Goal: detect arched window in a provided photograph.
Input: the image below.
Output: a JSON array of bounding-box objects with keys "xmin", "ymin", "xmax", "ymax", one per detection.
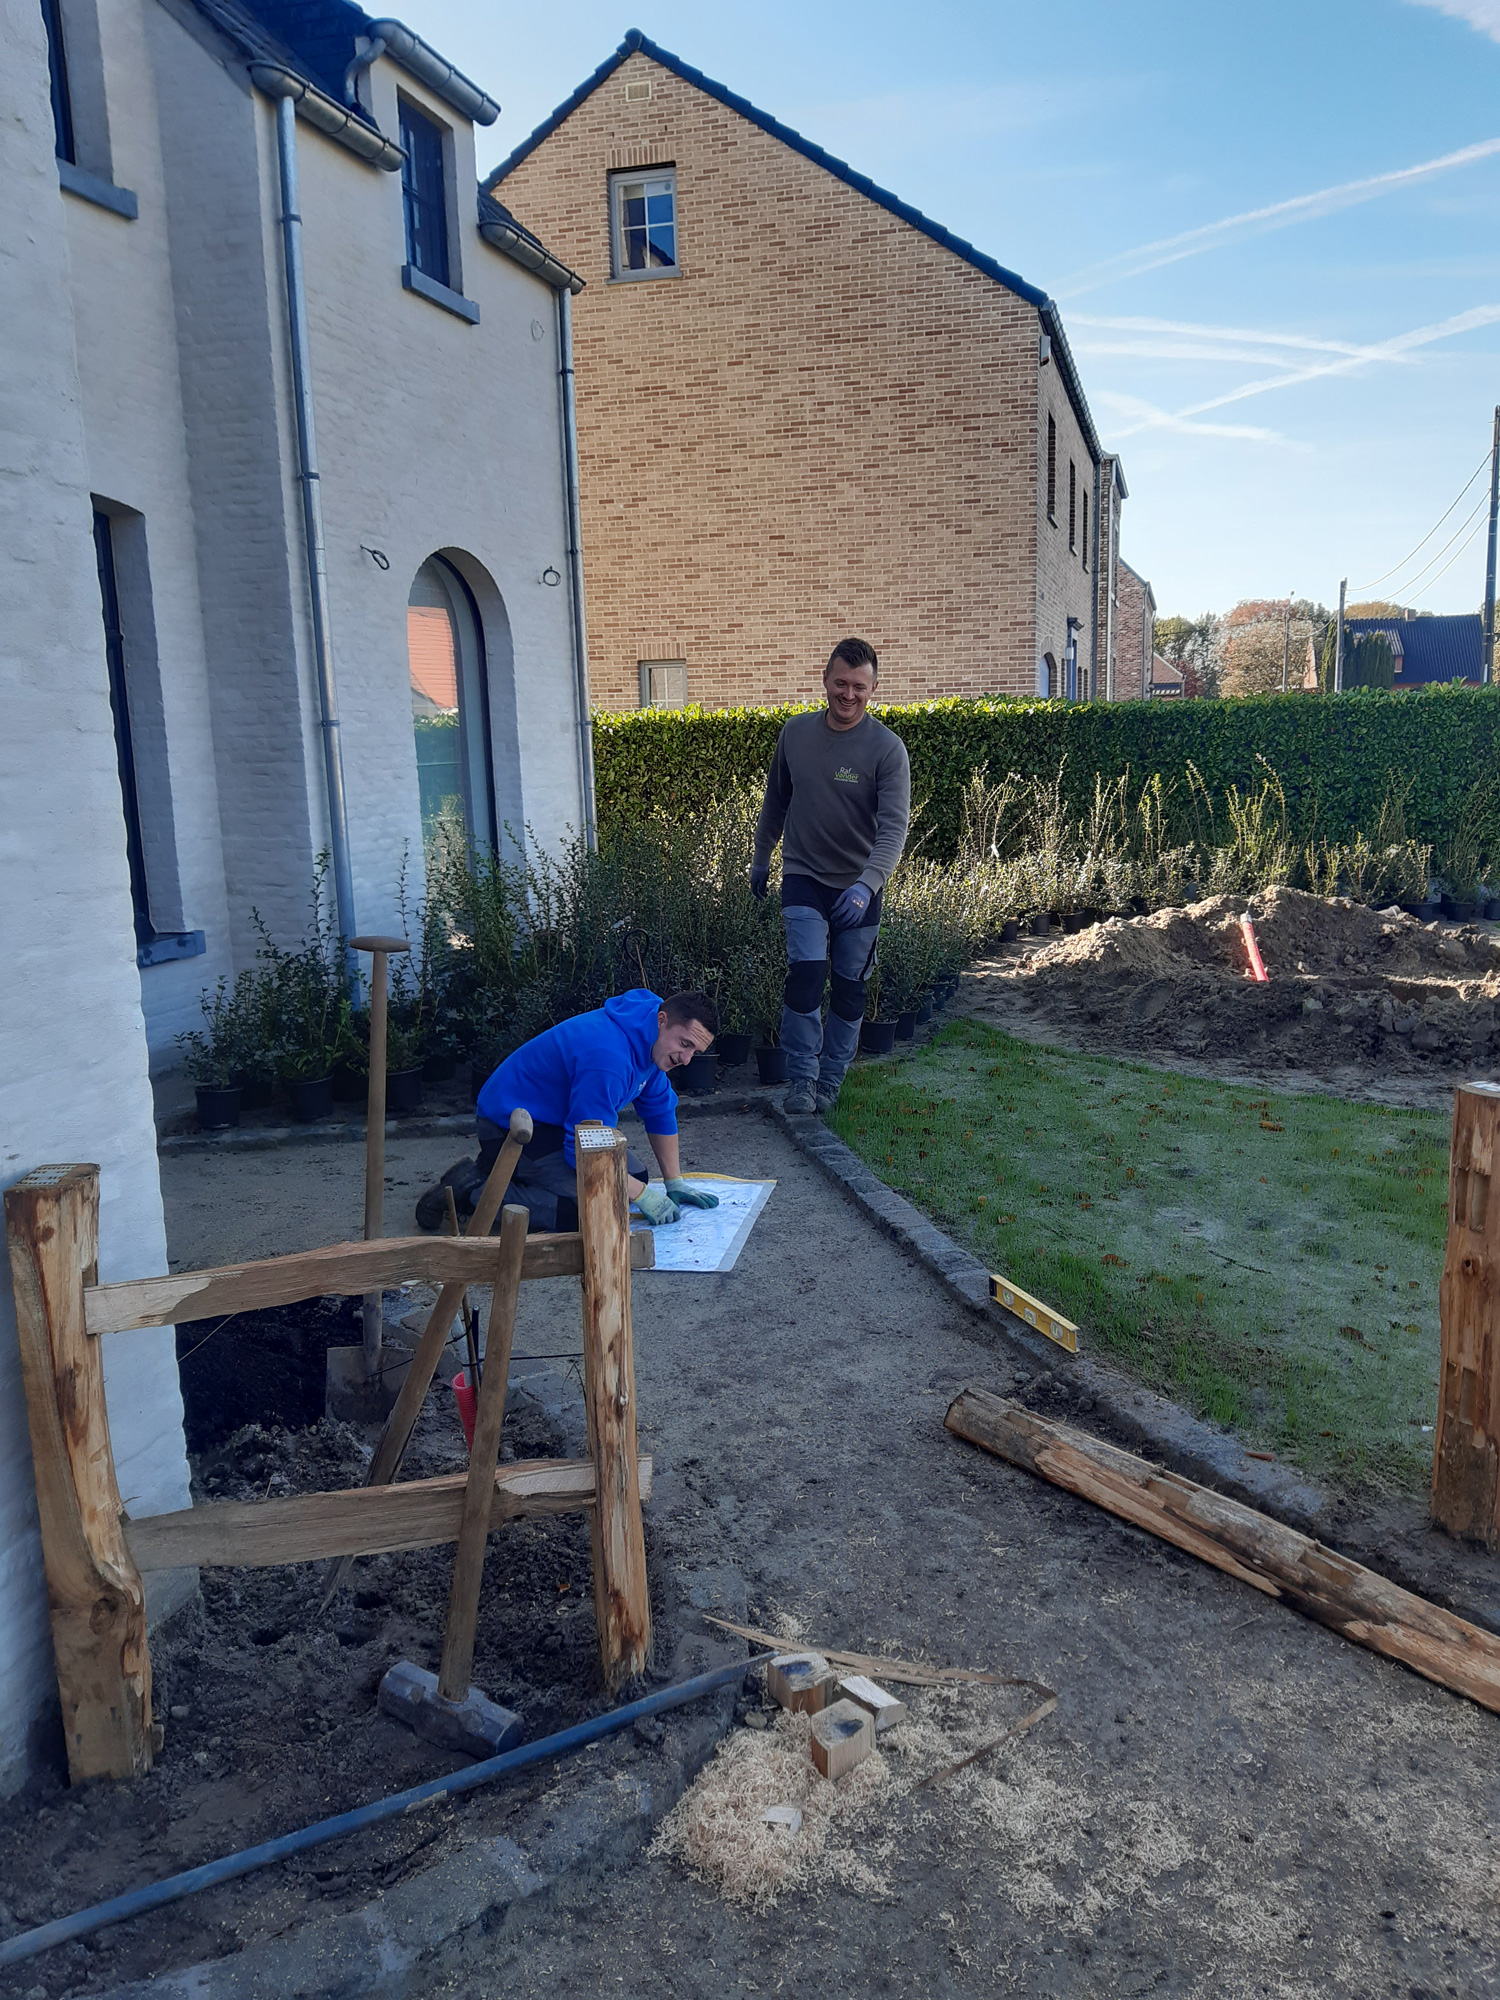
[
  {"xmin": 408, "ymin": 554, "xmax": 496, "ymax": 850},
  {"xmin": 1039, "ymin": 652, "xmax": 1056, "ymax": 698}
]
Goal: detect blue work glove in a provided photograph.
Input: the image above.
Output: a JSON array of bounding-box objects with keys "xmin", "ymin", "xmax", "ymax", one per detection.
[
  {"xmin": 666, "ymin": 1177, "xmax": 719, "ymax": 1210},
  {"xmin": 633, "ymin": 1183, "xmax": 681, "ymax": 1226},
  {"xmin": 831, "ymin": 881, "xmax": 872, "ymax": 931},
  {"xmin": 750, "ymin": 864, "xmax": 770, "ymax": 901}
]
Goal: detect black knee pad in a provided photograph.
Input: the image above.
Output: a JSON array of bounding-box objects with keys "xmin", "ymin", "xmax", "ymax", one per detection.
[
  {"xmin": 784, "ymin": 958, "xmax": 828, "ymax": 1014},
  {"xmin": 830, "ymin": 973, "xmax": 867, "ymax": 1023}
]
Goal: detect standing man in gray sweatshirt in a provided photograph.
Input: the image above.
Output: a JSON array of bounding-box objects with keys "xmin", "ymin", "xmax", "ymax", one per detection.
[{"xmin": 750, "ymin": 638, "xmax": 912, "ymax": 1115}]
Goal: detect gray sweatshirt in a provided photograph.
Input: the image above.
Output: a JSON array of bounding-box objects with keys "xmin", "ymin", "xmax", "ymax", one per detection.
[{"xmin": 752, "ymin": 709, "xmax": 912, "ymax": 893}]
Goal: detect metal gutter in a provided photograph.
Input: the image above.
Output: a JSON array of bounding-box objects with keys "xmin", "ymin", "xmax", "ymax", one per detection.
[
  {"xmin": 558, "ymin": 286, "xmax": 597, "ymax": 847},
  {"xmin": 478, "ymin": 213, "xmax": 584, "ymax": 294},
  {"xmin": 366, "ymin": 18, "xmax": 499, "ymax": 125},
  {"xmin": 268, "ymin": 92, "xmax": 359, "ymax": 955},
  {"xmin": 250, "ymin": 63, "xmax": 403, "ymax": 170}
]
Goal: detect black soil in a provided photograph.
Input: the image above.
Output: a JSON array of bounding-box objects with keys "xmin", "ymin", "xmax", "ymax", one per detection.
[{"xmin": 0, "ymin": 1326, "xmax": 682, "ymax": 1999}]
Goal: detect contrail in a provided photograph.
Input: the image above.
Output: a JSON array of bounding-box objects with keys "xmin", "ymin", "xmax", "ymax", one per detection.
[{"xmin": 1058, "ymin": 137, "xmax": 1500, "ymax": 296}]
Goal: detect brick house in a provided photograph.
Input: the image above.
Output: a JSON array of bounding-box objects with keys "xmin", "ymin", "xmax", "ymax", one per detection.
[
  {"xmin": 0, "ymin": 0, "xmax": 589, "ymax": 1789},
  {"xmin": 1113, "ymin": 559, "xmax": 1157, "ymax": 701},
  {"xmin": 488, "ymin": 30, "xmax": 1127, "ymax": 712}
]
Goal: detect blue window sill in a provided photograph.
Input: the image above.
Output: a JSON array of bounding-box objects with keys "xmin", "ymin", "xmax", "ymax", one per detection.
[
  {"xmin": 138, "ymin": 930, "xmax": 205, "ymax": 969},
  {"xmin": 401, "ymin": 265, "xmax": 479, "ymax": 324},
  {"xmin": 58, "ymin": 160, "xmax": 138, "ymax": 220}
]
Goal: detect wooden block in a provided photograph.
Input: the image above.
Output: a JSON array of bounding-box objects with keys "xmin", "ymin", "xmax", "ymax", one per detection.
[
  {"xmin": 810, "ymin": 1698, "xmax": 875, "ymax": 1780},
  {"xmin": 767, "ymin": 1651, "xmax": 836, "ymax": 1715},
  {"xmin": 763, "ymin": 1805, "xmax": 802, "ymax": 1835},
  {"xmin": 835, "ymin": 1673, "xmax": 907, "ymax": 1733},
  {"xmin": 1433, "ymin": 1080, "xmax": 1500, "ymax": 1546}
]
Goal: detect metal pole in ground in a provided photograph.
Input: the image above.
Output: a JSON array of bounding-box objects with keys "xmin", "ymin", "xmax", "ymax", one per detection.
[
  {"xmin": 353, "ymin": 936, "xmax": 408, "ymax": 1377},
  {"xmin": 1334, "ymin": 578, "xmax": 1347, "ymax": 692}
]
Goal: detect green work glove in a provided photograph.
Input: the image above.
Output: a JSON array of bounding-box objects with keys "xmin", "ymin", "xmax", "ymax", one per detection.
[
  {"xmin": 633, "ymin": 1182, "xmax": 681, "ymax": 1226},
  {"xmin": 666, "ymin": 1177, "xmax": 719, "ymax": 1210}
]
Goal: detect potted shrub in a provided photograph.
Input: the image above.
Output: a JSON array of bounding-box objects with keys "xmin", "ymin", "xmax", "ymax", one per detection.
[
  {"xmin": 279, "ymin": 1039, "xmax": 336, "ymax": 1122},
  {"xmin": 385, "ymin": 1018, "xmax": 425, "ymax": 1115},
  {"xmin": 178, "ymin": 977, "xmax": 249, "ymax": 1129},
  {"xmin": 859, "ymin": 965, "xmax": 898, "ymax": 1055}
]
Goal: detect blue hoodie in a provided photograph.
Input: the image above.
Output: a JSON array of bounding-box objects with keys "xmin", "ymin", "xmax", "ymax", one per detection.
[{"xmin": 476, "ymin": 990, "xmax": 678, "ymax": 1166}]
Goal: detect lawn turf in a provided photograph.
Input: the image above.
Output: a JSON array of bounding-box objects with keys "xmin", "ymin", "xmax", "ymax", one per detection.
[{"xmin": 828, "ymin": 1019, "xmax": 1452, "ymax": 1494}]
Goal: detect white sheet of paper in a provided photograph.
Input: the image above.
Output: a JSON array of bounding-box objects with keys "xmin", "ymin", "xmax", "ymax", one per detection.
[{"xmin": 633, "ymin": 1177, "xmax": 776, "ymax": 1273}]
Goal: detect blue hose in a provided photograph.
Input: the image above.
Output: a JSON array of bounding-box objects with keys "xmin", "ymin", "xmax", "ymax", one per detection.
[{"xmin": 0, "ymin": 1654, "xmax": 758, "ymax": 1971}]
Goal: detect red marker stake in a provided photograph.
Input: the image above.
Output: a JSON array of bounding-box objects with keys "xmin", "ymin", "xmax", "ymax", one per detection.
[{"xmin": 1240, "ymin": 914, "xmax": 1269, "ymax": 982}]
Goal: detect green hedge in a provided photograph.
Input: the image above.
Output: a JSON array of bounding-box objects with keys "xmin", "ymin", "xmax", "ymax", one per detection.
[{"xmin": 593, "ymin": 685, "xmax": 1500, "ymax": 855}]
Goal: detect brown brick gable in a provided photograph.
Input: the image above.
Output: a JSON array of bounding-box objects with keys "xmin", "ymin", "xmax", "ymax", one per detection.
[{"xmin": 493, "ymin": 35, "xmax": 1116, "ymax": 712}]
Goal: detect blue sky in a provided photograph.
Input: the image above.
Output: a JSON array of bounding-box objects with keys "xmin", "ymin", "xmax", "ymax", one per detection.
[{"xmin": 412, "ymin": 0, "xmax": 1500, "ymax": 619}]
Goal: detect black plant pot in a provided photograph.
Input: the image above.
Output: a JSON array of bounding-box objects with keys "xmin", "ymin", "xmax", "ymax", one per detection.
[
  {"xmin": 233, "ymin": 1075, "xmax": 274, "ymax": 1110},
  {"xmin": 682, "ymin": 1052, "xmax": 718, "ymax": 1096},
  {"xmin": 470, "ymin": 1056, "xmax": 501, "ymax": 1102},
  {"xmin": 755, "ymin": 1044, "xmax": 788, "ymax": 1084},
  {"xmin": 332, "ymin": 1063, "xmax": 367, "ymax": 1103},
  {"xmin": 1000, "ymin": 919, "xmax": 1019, "ymax": 943},
  {"xmin": 915, "ymin": 997, "xmax": 934, "ymax": 1024},
  {"xmin": 387, "ymin": 1067, "xmax": 424, "ymax": 1114},
  {"xmin": 716, "ymin": 1032, "xmax": 753, "ymax": 1066},
  {"xmin": 1063, "ymin": 911, "xmax": 1086, "ymax": 934},
  {"xmin": 1032, "ymin": 913, "xmax": 1052, "ymax": 938},
  {"xmin": 860, "ymin": 1019, "xmax": 898, "ymax": 1055},
  {"xmin": 195, "ymin": 1084, "xmax": 242, "ymax": 1131},
  {"xmin": 287, "ymin": 1076, "xmax": 334, "ymax": 1122},
  {"xmin": 895, "ymin": 1011, "xmax": 917, "ymax": 1041},
  {"xmin": 422, "ymin": 1051, "xmax": 457, "ymax": 1083},
  {"xmin": 1131, "ymin": 897, "xmax": 1150, "ymax": 916},
  {"xmin": 1487, "ymin": 897, "xmax": 1500, "ymax": 922}
]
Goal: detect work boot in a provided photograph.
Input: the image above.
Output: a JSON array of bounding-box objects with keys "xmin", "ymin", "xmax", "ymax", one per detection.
[
  {"xmin": 781, "ymin": 1079, "xmax": 817, "ymax": 1116},
  {"xmin": 814, "ymin": 1082, "xmax": 841, "ymax": 1116},
  {"xmin": 415, "ymin": 1157, "xmax": 483, "ymax": 1232}
]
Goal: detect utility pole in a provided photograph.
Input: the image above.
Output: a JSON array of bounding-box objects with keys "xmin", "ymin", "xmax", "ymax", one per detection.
[
  {"xmin": 1282, "ymin": 594, "xmax": 1292, "ymax": 692},
  {"xmin": 1484, "ymin": 405, "xmax": 1499, "ymax": 686},
  {"xmin": 1334, "ymin": 578, "xmax": 1347, "ymax": 693}
]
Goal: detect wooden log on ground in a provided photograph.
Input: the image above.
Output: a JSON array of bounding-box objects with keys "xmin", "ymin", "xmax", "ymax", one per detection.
[
  {"xmin": 4, "ymin": 1166, "xmax": 153, "ymax": 1782},
  {"xmin": 124, "ymin": 1455, "xmax": 655, "ymax": 1570},
  {"xmin": 84, "ymin": 1226, "xmax": 652, "ymax": 1337},
  {"xmin": 946, "ymin": 1387, "xmax": 1500, "ymax": 1716},
  {"xmin": 438, "ymin": 1205, "xmax": 528, "ymax": 1700},
  {"xmin": 577, "ymin": 1125, "xmax": 651, "ymax": 1690},
  {"xmin": 1432, "ymin": 1081, "xmax": 1500, "ymax": 1546}
]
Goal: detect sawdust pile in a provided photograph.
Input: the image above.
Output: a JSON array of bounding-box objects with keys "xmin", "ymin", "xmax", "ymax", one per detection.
[
  {"xmin": 651, "ymin": 1682, "xmax": 1039, "ymax": 1910},
  {"xmin": 962, "ymin": 887, "xmax": 1500, "ymax": 1084}
]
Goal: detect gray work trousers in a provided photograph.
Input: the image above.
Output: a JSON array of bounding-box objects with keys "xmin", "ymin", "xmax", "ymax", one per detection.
[{"xmin": 778, "ymin": 903, "xmax": 880, "ymax": 1091}]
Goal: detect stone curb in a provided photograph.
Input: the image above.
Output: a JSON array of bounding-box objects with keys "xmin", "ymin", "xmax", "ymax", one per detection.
[{"xmin": 92, "ymin": 1681, "xmax": 739, "ymax": 2000}]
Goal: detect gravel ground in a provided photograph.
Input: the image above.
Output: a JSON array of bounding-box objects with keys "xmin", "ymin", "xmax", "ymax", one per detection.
[{"xmin": 149, "ymin": 1111, "xmax": 1500, "ymax": 1997}]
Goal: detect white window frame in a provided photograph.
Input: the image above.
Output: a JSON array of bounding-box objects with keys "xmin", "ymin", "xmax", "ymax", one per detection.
[{"xmin": 610, "ymin": 169, "xmax": 680, "ymax": 281}]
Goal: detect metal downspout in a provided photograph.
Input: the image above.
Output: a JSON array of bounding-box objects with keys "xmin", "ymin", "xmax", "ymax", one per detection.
[
  {"xmin": 1089, "ymin": 458, "xmax": 1101, "ymax": 699},
  {"xmin": 271, "ymin": 94, "xmax": 358, "ymax": 950},
  {"xmin": 1104, "ymin": 474, "xmax": 1117, "ymax": 704},
  {"xmin": 559, "ymin": 285, "xmax": 597, "ymax": 849}
]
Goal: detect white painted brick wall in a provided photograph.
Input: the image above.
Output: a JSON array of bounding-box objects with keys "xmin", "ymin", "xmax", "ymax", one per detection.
[{"xmin": 0, "ymin": 0, "xmax": 191, "ymax": 1795}]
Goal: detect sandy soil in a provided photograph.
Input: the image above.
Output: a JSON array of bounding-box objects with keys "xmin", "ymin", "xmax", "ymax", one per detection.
[
  {"xmin": 6, "ymin": 1115, "xmax": 1497, "ymax": 1996},
  {"xmin": 958, "ymin": 887, "xmax": 1500, "ymax": 1110}
]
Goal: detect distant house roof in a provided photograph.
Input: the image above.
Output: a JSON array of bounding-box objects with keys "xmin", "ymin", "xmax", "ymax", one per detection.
[
  {"xmin": 1343, "ymin": 614, "xmax": 1483, "ymax": 686},
  {"xmin": 486, "ymin": 27, "xmax": 1107, "ymax": 466},
  {"xmin": 1149, "ymin": 651, "xmax": 1183, "ymax": 694}
]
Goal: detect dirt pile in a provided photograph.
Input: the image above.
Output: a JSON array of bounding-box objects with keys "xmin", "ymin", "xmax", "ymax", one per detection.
[{"xmin": 961, "ymin": 887, "xmax": 1500, "ymax": 1088}]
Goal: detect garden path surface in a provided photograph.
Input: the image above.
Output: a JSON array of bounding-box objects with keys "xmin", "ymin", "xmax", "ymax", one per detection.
[
  {"xmin": 958, "ymin": 887, "xmax": 1500, "ymax": 1112},
  {"xmin": 160, "ymin": 1113, "xmax": 1498, "ymax": 1998}
]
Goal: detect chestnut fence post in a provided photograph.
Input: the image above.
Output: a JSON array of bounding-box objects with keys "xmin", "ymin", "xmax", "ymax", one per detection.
[
  {"xmin": 3, "ymin": 1165, "xmax": 154, "ymax": 1781},
  {"xmin": 1433, "ymin": 1082, "xmax": 1500, "ymax": 1546},
  {"xmin": 575, "ymin": 1125, "xmax": 651, "ymax": 1689}
]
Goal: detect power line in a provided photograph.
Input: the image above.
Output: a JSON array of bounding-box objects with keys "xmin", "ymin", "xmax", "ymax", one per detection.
[
  {"xmin": 1384, "ymin": 490, "xmax": 1491, "ymax": 599},
  {"xmin": 1407, "ymin": 510, "xmax": 1489, "ymax": 603},
  {"xmin": 1349, "ymin": 449, "xmax": 1491, "ymax": 594}
]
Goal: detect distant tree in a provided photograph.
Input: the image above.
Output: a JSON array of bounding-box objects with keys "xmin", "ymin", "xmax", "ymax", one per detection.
[
  {"xmin": 1218, "ymin": 598, "xmax": 1328, "ymax": 696},
  {"xmin": 1345, "ymin": 600, "xmax": 1409, "ymax": 620},
  {"xmin": 1154, "ymin": 612, "xmax": 1221, "ymax": 699},
  {"xmin": 1347, "ymin": 631, "xmax": 1396, "ymax": 690}
]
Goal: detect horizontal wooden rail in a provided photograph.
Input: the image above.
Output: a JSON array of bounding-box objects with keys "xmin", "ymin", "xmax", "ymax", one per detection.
[
  {"xmin": 85, "ymin": 1229, "xmax": 655, "ymax": 1337},
  {"xmin": 124, "ymin": 1453, "xmax": 654, "ymax": 1571}
]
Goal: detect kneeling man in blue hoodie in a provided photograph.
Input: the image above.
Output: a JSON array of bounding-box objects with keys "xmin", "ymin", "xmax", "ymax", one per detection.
[{"xmin": 464, "ymin": 988, "xmax": 720, "ymax": 1234}]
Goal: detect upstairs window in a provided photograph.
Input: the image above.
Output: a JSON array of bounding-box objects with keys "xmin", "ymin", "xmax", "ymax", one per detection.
[
  {"xmin": 1068, "ymin": 461, "xmax": 1077, "ymax": 551},
  {"xmin": 400, "ymin": 100, "xmax": 450, "ymax": 288},
  {"xmin": 611, "ymin": 170, "xmax": 677, "ymax": 278},
  {"xmin": 1081, "ymin": 489, "xmax": 1089, "ymax": 571},
  {"xmin": 94, "ymin": 510, "xmax": 150, "ymax": 947},
  {"xmin": 1046, "ymin": 414, "xmax": 1057, "ymax": 523},
  {"xmin": 40, "ymin": 0, "xmax": 75, "ymax": 162}
]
